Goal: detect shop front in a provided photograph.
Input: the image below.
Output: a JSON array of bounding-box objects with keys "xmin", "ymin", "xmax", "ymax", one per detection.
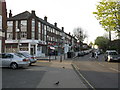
[{"xmin": 5, "ymin": 40, "xmax": 47, "ymax": 57}]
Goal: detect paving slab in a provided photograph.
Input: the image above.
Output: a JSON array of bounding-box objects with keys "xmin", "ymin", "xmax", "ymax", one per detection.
[{"xmin": 36, "ymin": 60, "xmax": 87, "ymax": 88}]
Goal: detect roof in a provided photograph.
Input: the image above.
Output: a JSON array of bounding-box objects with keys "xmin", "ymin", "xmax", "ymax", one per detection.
[
  {"xmin": 7, "ymin": 11, "xmax": 31, "ymax": 20},
  {"xmin": 7, "ymin": 10, "xmax": 62, "ymax": 32}
]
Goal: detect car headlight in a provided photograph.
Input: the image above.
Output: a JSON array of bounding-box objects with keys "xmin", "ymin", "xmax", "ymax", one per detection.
[{"xmin": 108, "ymin": 56, "xmax": 112, "ymax": 59}]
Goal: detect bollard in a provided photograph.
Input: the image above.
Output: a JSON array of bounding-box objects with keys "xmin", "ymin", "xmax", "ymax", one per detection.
[
  {"xmin": 60, "ymin": 55, "xmax": 62, "ymax": 62},
  {"xmin": 49, "ymin": 55, "xmax": 51, "ymax": 62}
]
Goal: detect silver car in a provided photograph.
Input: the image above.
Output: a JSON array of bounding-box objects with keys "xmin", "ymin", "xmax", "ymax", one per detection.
[
  {"xmin": 16, "ymin": 52, "xmax": 37, "ymax": 65},
  {"xmin": 0, "ymin": 53, "xmax": 30, "ymax": 69},
  {"xmin": 104, "ymin": 50, "xmax": 120, "ymax": 62}
]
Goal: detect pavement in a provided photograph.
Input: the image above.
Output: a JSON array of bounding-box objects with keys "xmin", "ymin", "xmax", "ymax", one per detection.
[{"xmin": 36, "ymin": 58, "xmax": 87, "ymax": 88}]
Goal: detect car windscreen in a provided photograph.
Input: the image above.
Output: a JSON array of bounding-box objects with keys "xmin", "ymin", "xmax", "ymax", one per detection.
[
  {"xmin": 109, "ymin": 52, "xmax": 118, "ymax": 55},
  {"xmin": 15, "ymin": 53, "xmax": 25, "ymax": 58},
  {"xmin": 21, "ymin": 53, "xmax": 32, "ymax": 57}
]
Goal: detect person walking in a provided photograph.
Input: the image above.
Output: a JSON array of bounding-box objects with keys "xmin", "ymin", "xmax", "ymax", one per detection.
[
  {"xmin": 91, "ymin": 51, "xmax": 95, "ymax": 58},
  {"xmin": 95, "ymin": 52, "xmax": 98, "ymax": 59}
]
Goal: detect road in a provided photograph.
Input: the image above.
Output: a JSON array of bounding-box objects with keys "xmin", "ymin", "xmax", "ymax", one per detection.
[
  {"xmin": 2, "ymin": 53, "xmax": 120, "ymax": 89},
  {"xmin": 2, "ymin": 62, "xmax": 48, "ymax": 88},
  {"xmin": 72, "ymin": 53, "xmax": 120, "ymax": 89}
]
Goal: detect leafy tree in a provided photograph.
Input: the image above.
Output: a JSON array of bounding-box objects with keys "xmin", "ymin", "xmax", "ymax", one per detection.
[
  {"xmin": 93, "ymin": 0, "xmax": 120, "ymax": 40},
  {"xmin": 95, "ymin": 36, "xmax": 109, "ymax": 51}
]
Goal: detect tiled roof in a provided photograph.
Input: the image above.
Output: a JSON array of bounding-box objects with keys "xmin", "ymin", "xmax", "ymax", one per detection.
[
  {"xmin": 7, "ymin": 10, "xmax": 62, "ymax": 32},
  {"xmin": 7, "ymin": 11, "xmax": 31, "ymax": 20}
]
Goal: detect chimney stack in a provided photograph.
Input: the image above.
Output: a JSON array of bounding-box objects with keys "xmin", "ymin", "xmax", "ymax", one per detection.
[
  {"xmin": 44, "ymin": 16, "xmax": 47, "ymax": 22},
  {"xmin": 31, "ymin": 10, "xmax": 36, "ymax": 15},
  {"xmin": 62, "ymin": 27, "xmax": 64, "ymax": 31},
  {"xmin": 9, "ymin": 10, "xmax": 12, "ymax": 18},
  {"xmin": 69, "ymin": 32, "xmax": 71, "ymax": 35},
  {"xmin": 54, "ymin": 22, "xmax": 57, "ymax": 27}
]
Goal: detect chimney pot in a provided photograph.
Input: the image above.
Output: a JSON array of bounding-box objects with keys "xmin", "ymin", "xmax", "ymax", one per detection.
[
  {"xmin": 54, "ymin": 22, "xmax": 57, "ymax": 27},
  {"xmin": 9, "ymin": 10, "xmax": 12, "ymax": 18},
  {"xmin": 31, "ymin": 10, "xmax": 35, "ymax": 15},
  {"xmin": 62, "ymin": 27, "xmax": 64, "ymax": 31},
  {"xmin": 44, "ymin": 16, "xmax": 47, "ymax": 22}
]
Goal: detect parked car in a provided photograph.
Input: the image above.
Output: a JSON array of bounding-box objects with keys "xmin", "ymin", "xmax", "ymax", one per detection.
[
  {"xmin": 16, "ymin": 52, "xmax": 37, "ymax": 65},
  {"xmin": 0, "ymin": 53, "xmax": 30, "ymax": 69},
  {"xmin": 77, "ymin": 51, "xmax": 85, "ymax": 57},
  {"xmin": 104, "ymin": 50, "xmax": 120, "ymax": 62}
]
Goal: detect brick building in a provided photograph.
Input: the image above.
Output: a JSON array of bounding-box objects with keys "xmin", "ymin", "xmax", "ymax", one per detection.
[
  {"xmin": 5, "ymin": 10, "xmax": 77, "ymax": 56},
  {"xmin": 0, "ymin": 0, "xmax": 7, "ymax": 53}
]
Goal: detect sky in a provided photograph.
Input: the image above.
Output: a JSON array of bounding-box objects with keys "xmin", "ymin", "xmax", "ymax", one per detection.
[{"xmin": 5, "ymin": 0, "xmax": 107, "ymax": 43}]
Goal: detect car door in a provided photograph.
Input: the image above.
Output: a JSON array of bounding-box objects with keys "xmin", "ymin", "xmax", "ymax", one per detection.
[{"xmin": 2, "ymin": 54, "xmax": 13, "ymax": 67}]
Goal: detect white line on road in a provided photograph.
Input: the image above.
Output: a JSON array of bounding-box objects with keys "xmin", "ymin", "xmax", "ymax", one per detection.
[
  {"xmin": 109, "ymin": 68, "xmax": 120, "ymax": 72},
  {"xmin": 98, "ymin": 63, "xmax": 120, "ymax": 73},
  {"xmin": 98, "ymin": 63, "xmax": 105, "ymax": 66},
  {"xmin": 72, "ymin": 64, "xmax": 95, "ymax": 90}
]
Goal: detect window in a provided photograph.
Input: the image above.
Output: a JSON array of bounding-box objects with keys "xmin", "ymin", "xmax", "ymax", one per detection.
[
  {"xmin": 38, "ymin": 22, "xmax": 41, "ymax": 40},
  {"xmin": 2, "ymin": 54, "xmax": 13, "ymax": 58},
  {"xmin": 21, "ymin": 32, "xmax": 27, "ymax": 39},
  {"xmin": 7, "ymin": 21, "xmax": 13, "ymax": 39},
  {"xmin": 44, "ymin": 25, "xmax": 47, "ymax": 41},
  {"xmin": 7, "ymin": 33, "xmax": 13, "ymax": 39},
  {"xmin": 42, "ymin": 24, "xmax": 44, "ymax": 40},
  {"xmin": 31, "ymin": 19, "xmax": 35, "ymax": 39}
]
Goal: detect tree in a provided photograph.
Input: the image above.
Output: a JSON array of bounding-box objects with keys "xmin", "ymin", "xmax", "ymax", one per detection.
[
  {"xmin": 73, "ymin": 27, "xmax": 88, "ymax": 51},
  {"xmin": 93, "ymin": 0, "xmax": 120, "ymax": 41},
  {"xmin": 95, "ymin": 36, "xmax": 109, "ymax": 51},
  {"xmin": 73, "ymin": 27, "xmax": 87, "ymax": 42}
]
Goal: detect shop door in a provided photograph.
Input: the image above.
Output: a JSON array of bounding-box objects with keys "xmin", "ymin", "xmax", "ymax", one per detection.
[{"xmin": 30, "ymin": 45, "xmax": 36, "ymax": 55}]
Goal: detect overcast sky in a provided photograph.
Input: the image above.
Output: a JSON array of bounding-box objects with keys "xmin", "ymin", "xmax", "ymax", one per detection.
[{"xmin": 6, "ymin": 0, "xmax": 107, "ymax": 43}]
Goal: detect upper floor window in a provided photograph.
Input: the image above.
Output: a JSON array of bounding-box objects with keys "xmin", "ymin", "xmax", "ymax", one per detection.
[
  {"xmin": 21, "ymin": 20, "xmax": 27, "ymax": 32},
  {"xmin": 7, "ymin": 21, "xmax": 13, "ymax": 40},
  {"xmin": 31, "ymin": 19, "xmax": 35, "ymax": 39},
  {"xmin": 7, "ymin": 21, "xmax": 13, "ymax": 32},
  {"xmin": 38, "ymin": 22, "xmax": 41, "ymax": 40}
]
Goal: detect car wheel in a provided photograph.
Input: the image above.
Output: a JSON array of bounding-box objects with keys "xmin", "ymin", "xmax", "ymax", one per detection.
[
  {"xmin": 29, "ymin": 63, "xmax": 32, "ymax": 66},
  {"xmin": 10, "ymin": 63, "xmax": 18, "ymax": 69}
]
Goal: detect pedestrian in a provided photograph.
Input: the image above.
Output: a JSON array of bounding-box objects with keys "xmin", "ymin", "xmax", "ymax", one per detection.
[
  {"xmin": 95, "ymin": 52, "xmax": 98, "ymax": 59},
  {"xmin": 91, "ymin": 51, "xmax": 95, "ymax": 58}
]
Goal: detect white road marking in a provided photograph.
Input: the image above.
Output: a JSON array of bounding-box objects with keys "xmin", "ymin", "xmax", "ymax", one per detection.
[
  {"xmin": 109, "ymin": 68, "xmax": 120, "ymax": 73},
  {"xmin": 72, "ymin": 64, "xmax": 95, "ymax": 90},
  {"xmin": 98, "ymin": 63, "xmax": 105, "ymax": 66},
  {"xmin": 98, "ymin": 63, "xmax": 120, "ymax": 73}
]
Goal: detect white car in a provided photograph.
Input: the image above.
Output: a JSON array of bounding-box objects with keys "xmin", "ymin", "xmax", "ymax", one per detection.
[
  {"xmin": 0, "ymin": 53, "xmax": 30, "ymax": 69},
  {"xmin": 104, "ymin": 50, "xmax": 120, "ymax": 62},
  {"xmin": 16, "ymin": 52, "xmax": 37, "ymax": 65}
]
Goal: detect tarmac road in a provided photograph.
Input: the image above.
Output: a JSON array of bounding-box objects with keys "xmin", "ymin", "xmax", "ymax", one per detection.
[{"xmin": 72, "ymin": 53, "xmax": 120, "ymax": 89}]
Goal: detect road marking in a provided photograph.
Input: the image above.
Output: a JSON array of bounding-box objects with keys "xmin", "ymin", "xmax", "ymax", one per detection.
[
  {"xmin": 98, "ymin": 63, "xmax": 120, "ymax": 72},
  {"xmin": 72, "ymin": 64, "xmax": 95, "ymax": 90},
  {"xmin": 98, "ymin": 63, "xmax": 105, "ymax": 66},
  {"xmin": 109, "ymin": 68, "xmax": 120, "ymax": 72}
]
